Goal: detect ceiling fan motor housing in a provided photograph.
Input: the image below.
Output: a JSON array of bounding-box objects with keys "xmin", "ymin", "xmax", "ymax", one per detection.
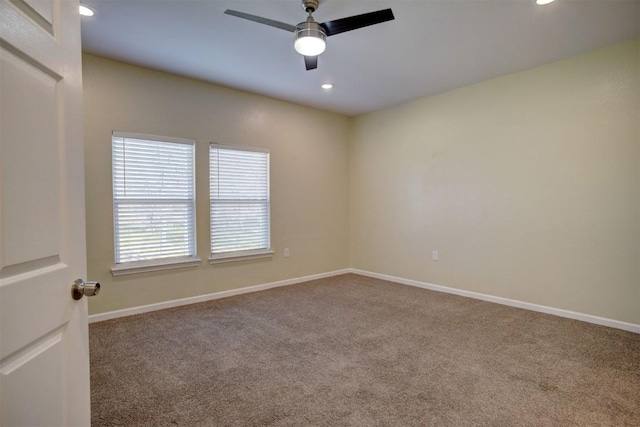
[{"xmin": 302, "ymin": 0, "xmax": 320, "ymax": 13}]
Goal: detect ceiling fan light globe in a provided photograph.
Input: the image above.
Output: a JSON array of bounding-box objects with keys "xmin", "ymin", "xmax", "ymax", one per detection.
[
  {"xmin": 294, "ymin": 22, "xmax": 326, "ymax": 56},
  {"xmin": 295, "ymin": 36, "xmax": 326, "ymax": 56}
]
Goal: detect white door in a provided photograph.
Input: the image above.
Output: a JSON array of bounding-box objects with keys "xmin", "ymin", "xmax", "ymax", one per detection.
[{"xmin": 0, "ymin": 0, "xmax": 90, "ymax": 425}]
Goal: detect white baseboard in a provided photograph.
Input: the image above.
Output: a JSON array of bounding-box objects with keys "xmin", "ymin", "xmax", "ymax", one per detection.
[
  {"xmin": 89, "ymin": 269, "xmax": 351, "ymax": 323},
  {"xmin": 348, "ymin": 268, "xmax": 640, "ymax": 334},
  {"xmin": 90, "ymin": 267, "xmax": 639, "ymax": 334}
]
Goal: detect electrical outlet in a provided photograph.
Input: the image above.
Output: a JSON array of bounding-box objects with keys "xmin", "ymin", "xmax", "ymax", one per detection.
[
  {"xmin": 432, "ymin": 250, "xmax": 439, "ymax": 261},
  {"xmin": 284, "ymin": 248, "xmax": 290, "ymax": 258}
]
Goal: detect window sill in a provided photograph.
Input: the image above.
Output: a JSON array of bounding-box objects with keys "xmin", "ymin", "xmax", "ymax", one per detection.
[
  {"xmin": 111, "ymin": 257, "xmax": 202, "ymax": 276},
  {"xmin": 209, "ymin": 250, "xmax": 274, "ymax": 264}
]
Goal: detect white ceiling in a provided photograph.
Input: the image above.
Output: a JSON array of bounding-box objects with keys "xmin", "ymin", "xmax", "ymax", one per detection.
[{"xmin": 80, "ymin": 0, "xmax": 640, "ymax": 116}]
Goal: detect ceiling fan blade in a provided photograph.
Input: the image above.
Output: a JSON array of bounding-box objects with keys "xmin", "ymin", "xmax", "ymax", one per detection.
[
  {"xmin": 224, "ymin": 10, "xmax": 297, "ymax": 32},
  {"xmin": 320, "ymin": 9, "xmax": 394, "ymax": 37},
  {"xmin": 304, "ymin": 56, "xmax": 318, "ymax": 71}
]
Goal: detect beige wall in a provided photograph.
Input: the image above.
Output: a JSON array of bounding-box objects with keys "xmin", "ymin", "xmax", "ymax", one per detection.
[
  {"xmin": 350, "ymin": 39, "xmax": 640, "ymax": 324},
  {"xmin": 83, "ymin": 54, "xmax": 350, "ymax": 315},
  {"xmin": 85, "ymin": 39, "xmax": 640, "ymax": 325}
]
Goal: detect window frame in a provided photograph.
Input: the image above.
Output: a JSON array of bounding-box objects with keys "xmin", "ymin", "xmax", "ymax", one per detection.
[
  {"xmin": 111, "ymin": 131, "xmax": 200, "ymax": 276},
  {"xmin": 209, "ymin": 142, "xmax": 273, "ymax": 264}
]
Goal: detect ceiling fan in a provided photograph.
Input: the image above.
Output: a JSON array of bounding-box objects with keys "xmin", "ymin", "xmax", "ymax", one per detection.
[{"xmin": 224, "ymin": 0, "xmax": 395, "ymax": 71}]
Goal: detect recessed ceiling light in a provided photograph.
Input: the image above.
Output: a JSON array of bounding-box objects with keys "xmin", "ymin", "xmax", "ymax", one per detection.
[
  {"xmin": 79, "ymin": 4, "xmax": 95, "ymax": 17},
  {"xmin": 536, "ymin": 0, "xmax": 555, "ymax": 5},
  {"xmin": 321, "ymin": 84, "xmax": 333, "ymax": 90}
]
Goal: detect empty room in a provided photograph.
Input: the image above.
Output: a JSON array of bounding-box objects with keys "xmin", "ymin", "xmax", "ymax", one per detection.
[{"xmin": 1, "ymin": 0, "xmax": 638, "ymax": 426}]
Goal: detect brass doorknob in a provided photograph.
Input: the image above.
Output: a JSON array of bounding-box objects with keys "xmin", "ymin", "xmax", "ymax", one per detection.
[{"xmin": 71, "ymin": 279, "xmax": 100, "ymax": 300}]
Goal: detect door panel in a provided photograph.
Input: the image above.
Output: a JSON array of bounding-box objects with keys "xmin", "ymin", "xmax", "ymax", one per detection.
[
  {"xmin": 0, "ymin": 0, "xmax": 89, "ymax": 425},
  {"xmin": 21, "ymin": 0, "xmax": 54, "ymax": 27},
  {"xmin": 1, "ymin": 46, "xmax": 61, "ymax": 268},
  {"xmin": 1, "ymin": 326, "xmax": 66, "ymax": 425}
]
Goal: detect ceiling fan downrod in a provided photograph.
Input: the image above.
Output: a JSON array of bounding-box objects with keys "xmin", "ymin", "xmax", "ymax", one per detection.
[{"xmin": 302, "ymin": 0, "xmax": 320, "ymax": 14}]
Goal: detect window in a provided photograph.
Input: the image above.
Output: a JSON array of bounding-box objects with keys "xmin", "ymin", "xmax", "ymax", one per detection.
[
  {"xmin": 112, "ymin": 132, "xmax": 198, "ymax": 274},
  {"xmin": 209, "ymin": 143, "xmax": 271, "ymax": 262}
]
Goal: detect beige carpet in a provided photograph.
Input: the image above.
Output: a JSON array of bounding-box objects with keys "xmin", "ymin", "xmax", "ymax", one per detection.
[{"xmin": 90, "ymin": 274, "xmax": 640, "ymax": 426}]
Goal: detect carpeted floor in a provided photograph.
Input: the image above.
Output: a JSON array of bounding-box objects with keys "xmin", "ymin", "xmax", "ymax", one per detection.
[{"xmin": 90, "ymin": 274, "xmax": 640, "ymax": 426}]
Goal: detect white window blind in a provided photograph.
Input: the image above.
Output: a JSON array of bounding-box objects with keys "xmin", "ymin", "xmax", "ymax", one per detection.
[
  {"xmin": 112, "ymin": 132, "xmax": 196, "ymax": 264},
  {"xmin": 210, "ymin": 144, "xmax": 270, "ymax": 257}
]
